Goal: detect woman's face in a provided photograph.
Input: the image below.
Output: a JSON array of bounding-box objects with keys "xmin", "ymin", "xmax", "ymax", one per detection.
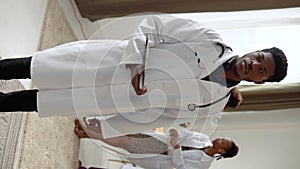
[{"xmin": 212, "ymin": 138, "xmax": 233, "ymax": 154}]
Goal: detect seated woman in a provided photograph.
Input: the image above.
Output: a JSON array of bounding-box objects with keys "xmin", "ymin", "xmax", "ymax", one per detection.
[{"xmin": 74, "ymin": 118, "xmax": 239, "ymax": 169}]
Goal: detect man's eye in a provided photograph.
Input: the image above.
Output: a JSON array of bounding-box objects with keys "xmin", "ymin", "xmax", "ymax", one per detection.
[
  {"xmin": 260, "ymin": 69, "xmax": 263, "ymax": 75},
  {"xmin": 257, "ymin": 55, "xmax": 261, "ymax": 61}
]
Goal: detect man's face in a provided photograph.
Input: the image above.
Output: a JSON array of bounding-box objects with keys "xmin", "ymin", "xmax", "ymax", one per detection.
[{"xmin": 234, "ymin": 51, "xmax": 275, "ymax": 83}]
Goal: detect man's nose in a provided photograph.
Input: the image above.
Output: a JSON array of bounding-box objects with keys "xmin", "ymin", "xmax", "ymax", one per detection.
[{"xmin": 250, "ymin": 60, "xmax": 260, "ymax": 71}]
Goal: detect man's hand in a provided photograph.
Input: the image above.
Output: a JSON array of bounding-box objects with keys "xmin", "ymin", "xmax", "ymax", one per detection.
[
  {"xmin": 224, "ymin": 87, "xmax": 243, "ymax": 110},
  {"xmin": 129, "ymin": 64, "xmax": 147, "ymax": 95},
  {"xmin": 231, "ymin": 87, "xmax": 243, "ymax": 107}
]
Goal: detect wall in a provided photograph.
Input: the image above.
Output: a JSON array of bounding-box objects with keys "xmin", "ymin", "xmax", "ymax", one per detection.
[
  {"xmin": 0, "ymin": 0, "xmax": 47, "ymax": 57},
  {"xmin": 0, "ymin": 1, "xmax": 47, "ymax": 88},
  {"xmin": 210, "ymin": 108, "xmax": 300, "ymax": 169}
]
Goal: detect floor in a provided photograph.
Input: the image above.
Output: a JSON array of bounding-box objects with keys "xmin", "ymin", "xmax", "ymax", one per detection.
[{"xmin": 1, "ymin": 1, "xmax": 81, "ymax": 168}]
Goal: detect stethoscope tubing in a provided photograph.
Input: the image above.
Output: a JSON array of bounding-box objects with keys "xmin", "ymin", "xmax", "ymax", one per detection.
[{"xmin": 187, "ymin": 90, "xmax": 231, "ymax": 111}]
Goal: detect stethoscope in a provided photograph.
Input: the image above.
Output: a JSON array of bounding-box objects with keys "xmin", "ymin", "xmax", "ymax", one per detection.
[
  {"xmin": 187, "ymin": 91, "xmax": 232, "ymax": 111},
  {"xmin": 144, "ymin": 39, "xmax": 234, "ymax": 111},
  {"xmin": 194, "ymin": 42, "xmax": 233, "ymax": 65},
  {"xmin": 188, "ymin": 43, "xmax": 233, "ymax": 111}
]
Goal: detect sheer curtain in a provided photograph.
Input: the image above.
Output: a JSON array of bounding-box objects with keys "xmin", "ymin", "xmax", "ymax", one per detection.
[{"xmin": 176, "ymin": 8, "xmax": 300, "ymax": 110}]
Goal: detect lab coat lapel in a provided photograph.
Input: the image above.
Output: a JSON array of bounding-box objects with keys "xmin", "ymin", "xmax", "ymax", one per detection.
[
  {"xmin": 134, "ymin": 79, "xmax": 201, "ymax": 111},
  {"xmin": 190, "ymin": 41, "xmax": 235, "ymax": 79}
]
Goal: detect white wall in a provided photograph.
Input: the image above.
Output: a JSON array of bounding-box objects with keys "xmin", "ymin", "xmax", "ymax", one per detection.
[
  {"xmin": 0, "ymin": 0, "xmax": 47, "ymax": 58},
  {"xmin": 210, "ymin": 108, "xmax": 300, "ymax": 169},
  {"xmin": 0, "ymin": 0, "xmax": 47, "ymax": 88}
]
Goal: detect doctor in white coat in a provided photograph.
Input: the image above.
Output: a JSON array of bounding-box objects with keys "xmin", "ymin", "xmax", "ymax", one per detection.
[
  {"xmin": 33, "ymin": 14, "xmax": 233, "ymax": 117},
  {"xmin": 0, "ymin": 14, "xmax": 287, "ymax": 137},
  {"xmin": 74, "ymin": 119, "xmax": 239, "ymax": 169}
]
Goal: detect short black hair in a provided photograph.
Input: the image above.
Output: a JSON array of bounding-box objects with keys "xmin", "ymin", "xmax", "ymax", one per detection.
[
  {"xmin": 223, "ymin": 140, "xmax": 239, "ymax": 159},
  {"xmin": 262, "ymin": 47, "xmax": 288, "ymax": 82}
]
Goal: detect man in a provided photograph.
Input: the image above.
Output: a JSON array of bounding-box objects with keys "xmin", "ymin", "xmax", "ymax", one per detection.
[{"xmin": 0, "ymin": 14, "xmax": 287, "ymax": 137}]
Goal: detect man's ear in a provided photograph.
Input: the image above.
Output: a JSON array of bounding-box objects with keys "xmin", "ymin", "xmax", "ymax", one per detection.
[
  {"xmin": 254, "ymin": 81, "xmax": 265, "ymax": 84},
  {"xmin": 220, "ymin": 148, "xmax": 226, "ymax": 155},
  {"xmin": 223, "ymin": 105, "xmax": 228, "ymax": 111}
]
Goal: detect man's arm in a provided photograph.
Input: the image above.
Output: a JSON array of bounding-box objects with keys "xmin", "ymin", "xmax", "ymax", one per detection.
[
  {"xmin": 121, "ymin": 14, "xmax": 223, "ymax": 95},
  {"xmin": 121, "ymin": 14, "xmax": 222, "ymax": 66}
]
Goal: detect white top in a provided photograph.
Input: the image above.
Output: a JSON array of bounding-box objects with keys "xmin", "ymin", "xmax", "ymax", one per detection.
[{"xmin": 127, "ymin": 128, "xmax": 214, "ymax": 169}]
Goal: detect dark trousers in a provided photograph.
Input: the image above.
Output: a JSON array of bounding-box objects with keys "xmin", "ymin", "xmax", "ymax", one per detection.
[
  {"xmin": 0, "ymin": 57, "xmax": 32, "ymax": 79},
  {"xmin": 0, "ymin": 57, "xmax": 38, "ymax": 112}
]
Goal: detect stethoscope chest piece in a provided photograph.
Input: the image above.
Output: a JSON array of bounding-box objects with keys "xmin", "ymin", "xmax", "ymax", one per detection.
[{"xmin": 188, "ymin": 104, "xmax": 196, "ymax": 111}]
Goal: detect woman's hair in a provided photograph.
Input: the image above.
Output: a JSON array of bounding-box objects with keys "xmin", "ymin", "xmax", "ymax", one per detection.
[
  {"xmin": 262, "ymin": 47, "xmax": 288, "ymax": 82},
  {"xmin": 222, "ymin": 140, "xmax": 239, "ymax": 159}
]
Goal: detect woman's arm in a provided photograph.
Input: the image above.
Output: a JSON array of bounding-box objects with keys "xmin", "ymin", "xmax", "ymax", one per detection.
[
  {"xmin": 169, "ymin": 128, "xmax": 209, "ymax": 169},
  {"xmin": 169, "ymin": 129, "xmax": 187, "ymax": 168}
]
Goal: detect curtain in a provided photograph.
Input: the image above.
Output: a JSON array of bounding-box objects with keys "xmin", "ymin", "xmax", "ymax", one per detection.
[
  {"xmin": 74, "ymin": 0, "xmax": 300, "ymax": 21},
  {"xmin": 225, "ymin": 83, "xmax": 300, "ymax": 111}
]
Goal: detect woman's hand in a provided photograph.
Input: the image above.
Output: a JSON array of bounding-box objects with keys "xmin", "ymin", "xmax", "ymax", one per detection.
[
  {"xmin": 129, "ymin": 64, "xmax": 147, "ymax": 95},
  {"xmin": 83, "ymin": 118, "xmax": 101, "ymax": 133},
  {"xmin": 169, "ymin": 129, "xmax": 180, "ymax": 149},
  {"xmin": 80, "ymin": 118, "xmax": 104, "ymax": 140},
  {"xmin": 74, "ymin": 118, "xmax": 103, "ymax": 140}
]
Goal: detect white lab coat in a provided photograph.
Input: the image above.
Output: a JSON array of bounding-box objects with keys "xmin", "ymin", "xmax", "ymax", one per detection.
[
  {"xmin": 127, "ymin": 128, "xmax": 214, "ymax": 169},
  {"xmin": 31, "ymin": 14, "xmax": 235, "ymax": 137}
]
